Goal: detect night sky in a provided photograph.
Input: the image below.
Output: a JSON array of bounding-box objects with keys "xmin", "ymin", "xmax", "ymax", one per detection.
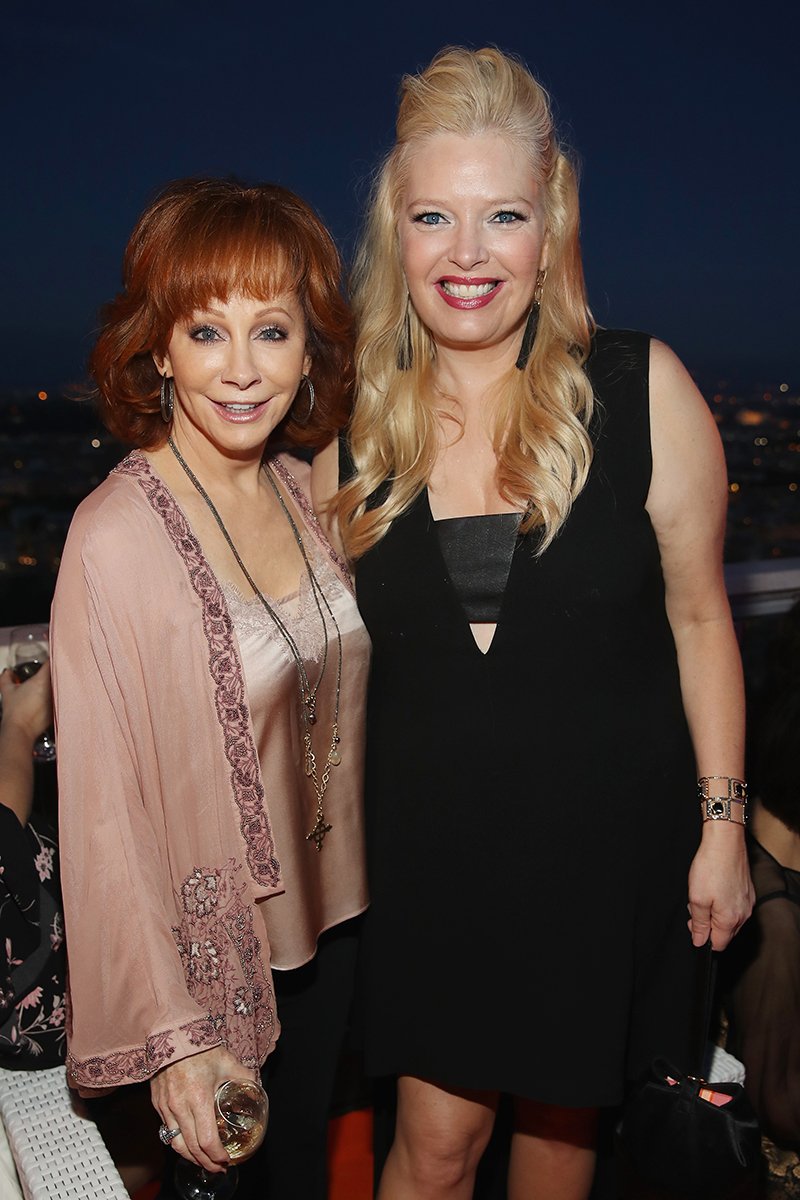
[{"xmin": 4, "ymin": 0, "xmax": 798, "ymax": 392}]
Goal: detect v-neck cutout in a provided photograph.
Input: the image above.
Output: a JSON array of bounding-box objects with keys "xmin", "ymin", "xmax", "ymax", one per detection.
[{"xmin": 422, "ymin": 488, "xmax": 521, "ymax": 656}]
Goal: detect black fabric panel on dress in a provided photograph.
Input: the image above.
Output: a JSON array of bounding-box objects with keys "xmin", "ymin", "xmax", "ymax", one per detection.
[
  {"xmin": 435, "ymin": 512, "xmax": 521, "ymax": 624},
  {"xmin": 355, "ymin": 329, "xmax": 700, "ymax": 1105}
]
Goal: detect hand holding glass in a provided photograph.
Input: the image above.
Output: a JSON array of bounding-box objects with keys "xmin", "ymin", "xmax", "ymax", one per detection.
[
  {"xmin": 8, "ymin": 625, "xmax": 56, "ymax": 762},
  {"xmin": 174, "ymin": 1079, "xmax": 269, "ymax": 1199}
]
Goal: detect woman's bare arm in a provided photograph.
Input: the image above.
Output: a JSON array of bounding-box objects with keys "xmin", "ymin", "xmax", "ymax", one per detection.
[{"xmin": 646, "ymin": 339, "xmax": 754, "ymax": 950}]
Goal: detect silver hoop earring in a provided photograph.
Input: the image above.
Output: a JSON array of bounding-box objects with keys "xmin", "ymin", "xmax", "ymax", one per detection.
[
  {"xmin": 295, "ymin": 374, "xmax": 315, "ymax": 423},
  {"xmin": 160, "ymin": 373, "xmax": 174, "ymax": 422}
]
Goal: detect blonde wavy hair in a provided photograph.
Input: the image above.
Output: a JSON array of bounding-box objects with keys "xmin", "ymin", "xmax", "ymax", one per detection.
[{"xmin": 336, "ymin": 45, "xmax": 596, "ymax": 558}]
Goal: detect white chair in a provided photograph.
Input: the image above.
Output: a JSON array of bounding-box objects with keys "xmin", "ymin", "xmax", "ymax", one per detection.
[{"xmin": 0, "ymin": 1066, "xmax": 128, "ymax": 1199}]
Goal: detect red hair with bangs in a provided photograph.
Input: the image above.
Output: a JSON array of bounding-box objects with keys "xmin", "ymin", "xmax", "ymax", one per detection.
[{"xmin": 90, "ymin": 177, "xmax": 354, "ymax": 449}]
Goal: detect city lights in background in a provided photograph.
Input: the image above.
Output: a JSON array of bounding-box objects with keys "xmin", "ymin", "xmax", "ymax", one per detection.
[{"xmin": 0, "ymin": 373, "xmax": 797, "ymax": 626}]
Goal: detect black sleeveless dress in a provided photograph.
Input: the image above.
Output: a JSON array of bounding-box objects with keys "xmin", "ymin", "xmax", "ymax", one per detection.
[{"xmin": 355, "ymin": 329, "xmax": 701, "ymax": 1106}]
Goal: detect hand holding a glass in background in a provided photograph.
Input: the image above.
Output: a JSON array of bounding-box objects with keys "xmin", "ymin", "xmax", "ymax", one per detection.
[
  {"xmin": 0, "ymin": 647, "xmax": 54, "ymax": 819},
  {"xmin": 8, "ymin": 624, "xmax": 56, "ymax": 762}
]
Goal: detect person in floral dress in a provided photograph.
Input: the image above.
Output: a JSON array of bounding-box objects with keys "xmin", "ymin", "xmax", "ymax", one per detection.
[{"xmin": 0, "ymin": 663, "xmax": 66, "ymax": 1068}]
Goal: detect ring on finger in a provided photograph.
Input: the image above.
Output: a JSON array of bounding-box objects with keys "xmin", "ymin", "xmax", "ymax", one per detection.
[{"xmin": 159, "ymin": 1124, "xmax": 182, "ymax": 1146}]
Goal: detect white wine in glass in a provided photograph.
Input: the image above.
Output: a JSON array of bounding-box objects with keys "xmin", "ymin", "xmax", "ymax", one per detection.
[
  {"xmin": 214, "ymin": 1078, "xmax": 269, "ymax": 1161},
  {"xmin": 174, "ymin": 1079, "xmax": 269, "ymax": 1199}
]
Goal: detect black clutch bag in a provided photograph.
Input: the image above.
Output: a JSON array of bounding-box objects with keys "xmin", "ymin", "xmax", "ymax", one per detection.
[{"xmin": 616, "ymin": 945, "xmax": 761, "ymax": 1200}]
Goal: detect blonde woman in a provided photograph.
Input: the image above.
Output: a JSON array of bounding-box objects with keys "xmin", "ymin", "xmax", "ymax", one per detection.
[{"xmin": 318, "ymin": 46, "xmax": 753, "ymax": 1200}]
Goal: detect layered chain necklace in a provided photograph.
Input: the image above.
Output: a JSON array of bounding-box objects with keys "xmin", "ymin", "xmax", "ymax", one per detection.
[{"xmin": 168, "ymin": 437, "xmax": 342, "ymax": 851}]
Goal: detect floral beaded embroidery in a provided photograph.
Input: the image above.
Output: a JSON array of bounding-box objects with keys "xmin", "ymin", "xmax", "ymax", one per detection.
[
  {"xmin": 182, "ymin": 867, "xmax": 221, "ymax": 919},
  {"xmin": 172, "ymin": 861, "xmax": 275, "ymax": 1070}
]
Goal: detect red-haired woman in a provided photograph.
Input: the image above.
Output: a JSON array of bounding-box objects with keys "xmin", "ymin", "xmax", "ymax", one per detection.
[{"xmin": 51, "ymin": 179, "xmax": 369, "ymax": 1199}]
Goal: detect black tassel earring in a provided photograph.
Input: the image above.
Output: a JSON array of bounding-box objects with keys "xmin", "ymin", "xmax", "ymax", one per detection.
[
  {"xmin": 515, "ymin": 304, "xmax": 540, "ymax": 370},
  {"xmin": 396, "ymin": 297, "xmax": 413, "ymax": 371},
  {"xmin": 515, "ymin": 268, "xmax": 547, "ymax": 371}
]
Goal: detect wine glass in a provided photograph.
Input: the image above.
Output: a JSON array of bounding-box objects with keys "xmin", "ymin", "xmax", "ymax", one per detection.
[
  {"xmin": 174, "ymin": 1079, "xmax": 269, "ymax": 1199},
  {"xmin": 8, "ymin": 625, "xmax": 57, "ymax": 762}
]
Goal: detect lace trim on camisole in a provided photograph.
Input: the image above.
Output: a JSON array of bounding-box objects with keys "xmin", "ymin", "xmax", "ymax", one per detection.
[{"xmin": 221, "ymin": 543, "xmax": 347, "ymax": 668}]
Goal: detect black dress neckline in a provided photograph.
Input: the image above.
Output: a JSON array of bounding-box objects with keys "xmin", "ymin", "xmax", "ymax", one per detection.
[{"xmin": 433, "ymin": 510, "xmax": 521, "ymax": 625}]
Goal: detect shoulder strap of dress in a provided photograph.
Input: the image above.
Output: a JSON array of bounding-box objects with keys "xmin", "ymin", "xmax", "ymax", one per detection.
[
  {"xmin": 585, "ymin": 328, "xmax": 654, "ymax": 508},
  {"xmin": 339, "ymin": 433, "xmax": 355, "ymax": 486},
  {"xmin": 586, "ymin": 328, "xmax": 651, "ymax": 398}
]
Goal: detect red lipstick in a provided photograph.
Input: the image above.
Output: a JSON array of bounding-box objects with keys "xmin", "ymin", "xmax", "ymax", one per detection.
[{"xmin": 435, "ymin": 277, "xmax": 503, "ymax": 310}]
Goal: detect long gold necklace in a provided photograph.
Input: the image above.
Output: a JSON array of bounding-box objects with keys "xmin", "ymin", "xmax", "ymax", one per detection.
[{"xmin": 168, "ymin": 437, "xmax": 342, "ymax": 850}]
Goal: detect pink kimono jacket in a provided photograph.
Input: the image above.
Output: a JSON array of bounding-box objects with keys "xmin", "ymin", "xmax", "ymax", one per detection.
[{"xmin": 51, "ymin": 453, "xmax": 282, "ymax": 1088}]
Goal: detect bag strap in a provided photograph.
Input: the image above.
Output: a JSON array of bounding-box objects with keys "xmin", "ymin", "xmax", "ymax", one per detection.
[{"xmin": 691, "ymin": 940, "xmax": 717, "ymax": 1078}]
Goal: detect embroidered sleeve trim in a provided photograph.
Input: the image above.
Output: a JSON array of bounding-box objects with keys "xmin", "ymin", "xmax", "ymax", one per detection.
[
  {"xmin": 270, "ymin": 455, "xmax": 355, "ymax": 594},
  {"xmin": 113, "ymin": 453, "xmax": 280, "ymax": 889},
  {"xmin": 67, "ymin": 1023, "xmax": 218, "ymax": 1086}
]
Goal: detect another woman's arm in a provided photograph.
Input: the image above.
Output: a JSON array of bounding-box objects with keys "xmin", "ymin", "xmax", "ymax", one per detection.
[
  {"xmin": 646, "ymin": 339, "xmax": 754, "ymax": 951},
  {"xmin": 0, "ymin": 665, "xmax": 52, "ymax": 825}
]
